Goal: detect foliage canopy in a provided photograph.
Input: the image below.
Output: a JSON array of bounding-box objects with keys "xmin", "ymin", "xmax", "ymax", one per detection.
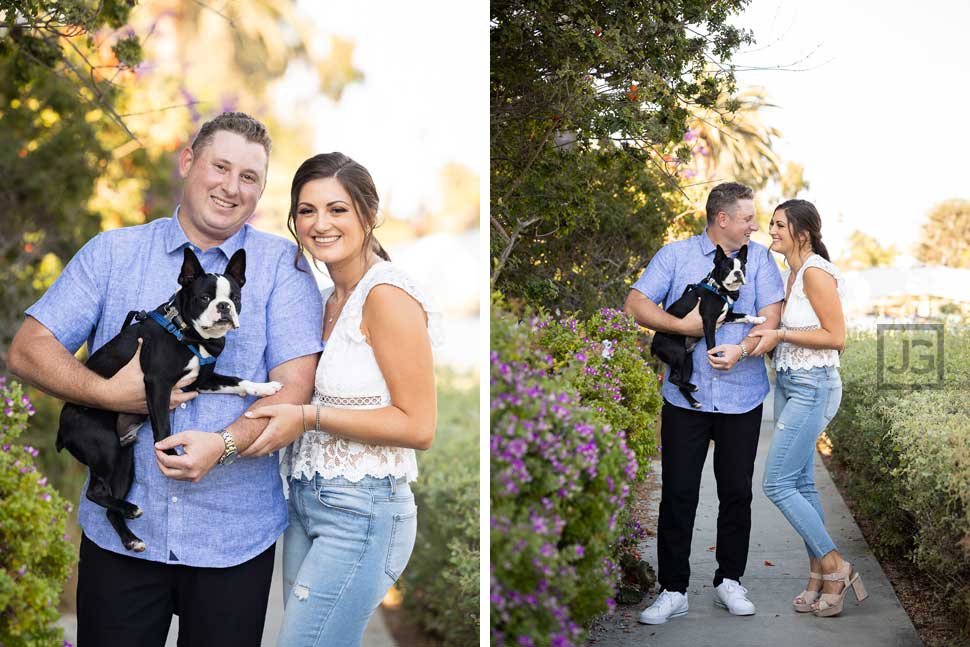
[
  {"xmin": 491, "ymin": 0, "xmax": 752, "ymax": 314},
  {"xmin": 916, "ymin": 199, "xmax": 970, "ymax": 268}
]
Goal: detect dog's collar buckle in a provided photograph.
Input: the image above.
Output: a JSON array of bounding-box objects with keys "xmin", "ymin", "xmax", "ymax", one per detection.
[{"xmin": 162, "ymin": 300, "xmax": 188, "ymax": 331}]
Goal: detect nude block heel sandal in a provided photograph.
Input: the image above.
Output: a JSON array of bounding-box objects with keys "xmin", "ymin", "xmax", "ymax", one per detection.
[
  {"xmin": 814, "ymin": 562, "xmax": 868, "ymax": 617},
  {"xmin": 792, "ymin": 572, "xmax": 822, "ymax": 613}
]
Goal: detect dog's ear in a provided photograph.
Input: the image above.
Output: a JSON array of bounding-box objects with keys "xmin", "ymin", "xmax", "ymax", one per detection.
[
  {"xmin": 715, "ymin": 245, "xmax": 726, "ymax": 262},
  {"xmin": 737, "ymin": 244, "xmax": 748, "ymax": 261},
  {"xmin": 179, "ymin": 247, "xmax": 205, "ymax": 286},
  {"xmin": 225, "ymin": 249, "xmax": 246, "ymax": 288}
]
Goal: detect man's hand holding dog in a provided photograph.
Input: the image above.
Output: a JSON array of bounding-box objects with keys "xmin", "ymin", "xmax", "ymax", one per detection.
[
  {"xmin": 707, "ymin": 343, "xmax": 744, "ymax": 370},
  {"xmin": 154, "ymin": 431, "xmax": 225, "ymax": 482},
  {"xmin": 97, "ymin": 339, "xmax": 198, "ymax": 414},
  {"xmin": 677, "ymin": 301, "xmax": 726, "ymax": 337}
]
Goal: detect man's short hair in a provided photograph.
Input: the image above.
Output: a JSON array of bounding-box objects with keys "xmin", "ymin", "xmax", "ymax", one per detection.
[
  {"xmin": 705, "ymin": 182, "xmax": 754, "ymax": 226},
  {"xmin": 190, "ymin": 112, "xmax": 272, "ymax": 159}
]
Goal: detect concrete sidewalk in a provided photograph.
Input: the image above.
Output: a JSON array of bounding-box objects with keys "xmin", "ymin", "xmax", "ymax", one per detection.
[
  {"xmin": 588, "ymin": 389, "xmax": 922, "ymax": 647},
  {"xmin": 58, "ymin": 538, "xmax": 396, "ymax": 646}
]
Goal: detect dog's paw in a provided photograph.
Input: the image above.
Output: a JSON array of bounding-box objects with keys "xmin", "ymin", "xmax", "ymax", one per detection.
[
  {"xmin": 748, "ymin": 316, "xmax": 767, "ymax": 324},
  {"xmin": 122, "ymin": 503, "xmax": 143, "ymax": 519},
  {"xmin": 240, "ymin": 380, "xmax": 284, "ymax": 398},
  {"xmin": 125, "ymin": 539, "xmax": 146, "ymax": 552}
]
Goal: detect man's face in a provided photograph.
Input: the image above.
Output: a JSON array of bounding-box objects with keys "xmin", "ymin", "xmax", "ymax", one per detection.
[
  {"xmin": 719, "ymin": 198, "xmax": 757, "ymax": 252},
  {"xmin": 178, "ymin": 130, "xmax": 267, "ymax": 247}
]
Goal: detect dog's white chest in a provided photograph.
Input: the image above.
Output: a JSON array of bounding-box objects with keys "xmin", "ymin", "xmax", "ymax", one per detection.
[
  {"xmin": 182, "ymin": 356, "xmax": 200, "ymax": 383},
  {"xmin": 181, "ymin": 347, "xmax": 210, "ymax": 383}
]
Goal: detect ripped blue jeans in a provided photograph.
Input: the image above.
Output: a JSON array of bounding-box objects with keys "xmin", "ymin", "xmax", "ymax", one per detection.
[
  {"xmin": 763, "ymin": 366, "xmax": 842, "ymax": 558},
  {"xmin": 278, "ymin": 474, "xmax": 417, "ymax": 647}
]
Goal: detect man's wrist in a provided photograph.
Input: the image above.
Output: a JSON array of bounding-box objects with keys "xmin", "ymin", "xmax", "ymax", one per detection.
[{"xmin": 217, "ymin": 427, "xmax": 238, "ymax": 465}]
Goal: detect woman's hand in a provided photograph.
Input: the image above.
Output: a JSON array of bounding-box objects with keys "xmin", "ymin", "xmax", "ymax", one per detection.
[
  {"xmin": 747, "ymin": 328, "xmax": 783, "ymax": 354},
  {"xmin": 240, "ymin": 404, "xmax": 307, "ymax": 457}
]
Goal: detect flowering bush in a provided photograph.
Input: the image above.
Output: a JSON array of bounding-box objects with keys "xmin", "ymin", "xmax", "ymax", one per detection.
[
  {"xmin": 0, "ymin": 377, "xmax": 75, "ymax": 647},
  {"xmin": 490, "ymin": 299, "xmax": 659, "ymax": 646},
  {"xmin": 538, "ymin": 308, "xmax": 661, "ymax": 479}
]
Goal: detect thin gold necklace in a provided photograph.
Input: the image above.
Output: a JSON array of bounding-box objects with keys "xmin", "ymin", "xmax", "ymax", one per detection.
[{"xmin": 325, "ymin": 261, "xmax": 379, "ymax": 325}]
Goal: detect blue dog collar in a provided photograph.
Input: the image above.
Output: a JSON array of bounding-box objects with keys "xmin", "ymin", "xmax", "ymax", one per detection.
[
  {"xmin": 146, "ymin": 311, "xmax": 217, "ymax": 365},
  {"xmin": 694, "ymin": 281, "xmax": 728, "ymax": 302}
]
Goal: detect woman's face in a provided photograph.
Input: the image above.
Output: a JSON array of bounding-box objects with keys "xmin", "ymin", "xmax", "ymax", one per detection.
[
  {"xmin": 295, "ymin": 177, "xmax": 367, "ymax": 267},
  {"xmin": 769, "ymin": 209, "xmax": 802, "ymax": 256}
]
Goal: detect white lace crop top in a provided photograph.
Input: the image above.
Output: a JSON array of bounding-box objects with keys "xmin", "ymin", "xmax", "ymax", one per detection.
[
  {"xmin": 774, "ymin": 254, "xmax": 847, "ymax": 371},
  {"xmin": 281, "ymin": 261, "xmax": 443, "ymax": 485}
]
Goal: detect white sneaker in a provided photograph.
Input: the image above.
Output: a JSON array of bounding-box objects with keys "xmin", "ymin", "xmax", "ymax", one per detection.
[
  {"xmin": 638, "ymin": 589, "xmax": 688, "ymax": 625},
  {"xmin": 713, "ymin": 579, "xmax": 756, "ymax": 615}
]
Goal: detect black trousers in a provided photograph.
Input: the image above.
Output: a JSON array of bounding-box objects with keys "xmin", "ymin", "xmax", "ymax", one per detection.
[
  {"xmin": 77, "ymin": 534, "xmax": 275, "ymax": 647},
  {"xmin": 656, "ymin": 400, "xmax": 762, "ymax": 593}
]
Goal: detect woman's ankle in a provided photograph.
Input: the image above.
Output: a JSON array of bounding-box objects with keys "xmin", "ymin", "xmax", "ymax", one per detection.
[{"xmin": 818, "ymin": 550, "xmax": 843, "ymax": 573}]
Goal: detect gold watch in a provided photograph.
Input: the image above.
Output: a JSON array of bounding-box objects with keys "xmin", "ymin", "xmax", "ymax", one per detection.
[
  {"xmin": 738, "ymin": 343, "xmax": 749, "ymax": 361},
  {"xmin": 218, "ymin": 428, "xmax": 238, "ymax": 465}
]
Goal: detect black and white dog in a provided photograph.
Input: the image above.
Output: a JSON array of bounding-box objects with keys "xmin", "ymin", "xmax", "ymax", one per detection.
[
  {"xmin": 650, "ymin": 244, "xmax": 765, "ymax": 409},
  {"xmin": 55, "ymin": 247, "xmax": 281, "ymax": 552}
]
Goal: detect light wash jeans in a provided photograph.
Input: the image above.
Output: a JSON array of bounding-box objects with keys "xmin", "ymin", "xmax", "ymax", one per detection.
[
  {"xmin": 278, "ymin": 474, "xmax": 417, "ymax": 647},
  {"xmin": 763, "ymin": 365, "xmax": 842, "ymax": 558}
]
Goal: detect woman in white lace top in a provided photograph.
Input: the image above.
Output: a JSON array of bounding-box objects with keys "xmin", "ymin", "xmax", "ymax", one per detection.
[
  {"xmin": 747, "ymin": 200, "xmax": 868, "ymax": 619},
  {"xmin": 240, "ymin": 153, "xmax": 439, "ymax": 646}
]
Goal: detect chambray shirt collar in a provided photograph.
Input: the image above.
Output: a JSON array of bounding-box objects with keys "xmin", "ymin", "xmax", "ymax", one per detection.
[
  {"xmin": 164, "ymin": 206, "xmax": 248, "ymax": 259},
  {"xmin": 699, "ymin": 230, "xmax": 717, "ymax": 256}
]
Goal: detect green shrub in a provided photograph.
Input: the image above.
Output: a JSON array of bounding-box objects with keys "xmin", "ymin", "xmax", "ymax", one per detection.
[
  {"xmin": 825, "ymin": 332, "xmax": 915, "ymax": 557},
  {"xmin": 400, "ymin": 372, "xmax": 480, "ymax": 646},
  {"xmin": 0, "ymin": 377, "xmax": 75, "ymax": 647},
  {"xmin": 828, "ymin": 329, "xmax": 970, "ymax": 635}
]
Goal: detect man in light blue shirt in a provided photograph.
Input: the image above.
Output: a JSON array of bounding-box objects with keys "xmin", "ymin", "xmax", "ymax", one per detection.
[
  {"xmin": 9, "ymin": 112, "xmax": 323, "ymax": 647},
  {"xmin": 625, "ymin": 182, "xmax": 784, "ymax": 624}
]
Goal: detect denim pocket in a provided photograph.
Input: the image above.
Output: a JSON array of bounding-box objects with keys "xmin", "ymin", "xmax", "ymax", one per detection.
[
  {"xmin": 316, "ymin": 486, "xmax": 372, "ymax": 518},
  {"xmin": 384, "ymin": 505, "xmax": 417, "ymax": 581}
]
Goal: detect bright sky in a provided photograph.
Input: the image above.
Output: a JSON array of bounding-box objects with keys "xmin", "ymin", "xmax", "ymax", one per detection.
[
  {"xmin": 273, "ymin": 1, "xmax": 486, "ymax": 371},
  {"xmin": 731, "ymin": 0, "xmax": 970, "ymax": 263},
  {"xmin": 286, "ymin": 0, "xmax": 486, "ymax": 218}
]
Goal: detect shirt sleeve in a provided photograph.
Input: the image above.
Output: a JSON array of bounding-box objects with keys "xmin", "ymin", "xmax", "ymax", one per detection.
[
  {"xmin": 263, "ymin": 254, "xmax": 325, "ymax": 371},
  {"xmin": 631, "ymin": 243, "xmax": 675, "ymax": 305},
  {"xmin": 24, "ymin": 233, "xmax": 108, "ymax": 353},
  {"xmin": 754, "ymin": 246, "xmax": 785, "ymax": 312}
]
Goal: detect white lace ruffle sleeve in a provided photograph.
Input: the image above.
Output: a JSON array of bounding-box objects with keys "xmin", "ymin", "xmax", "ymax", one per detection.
[
  {"xmin": 281, "ymin": 261, "xmax": 442, "ymax": 486},
  {"xmin": 775, "ymin": 254, "xmax": 847, "ymax": 371}
]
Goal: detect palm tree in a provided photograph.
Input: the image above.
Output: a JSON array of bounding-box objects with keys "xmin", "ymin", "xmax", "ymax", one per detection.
[{"xmin": 684, "ymin": 86, "xmax": 782, "ymax": 190}]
